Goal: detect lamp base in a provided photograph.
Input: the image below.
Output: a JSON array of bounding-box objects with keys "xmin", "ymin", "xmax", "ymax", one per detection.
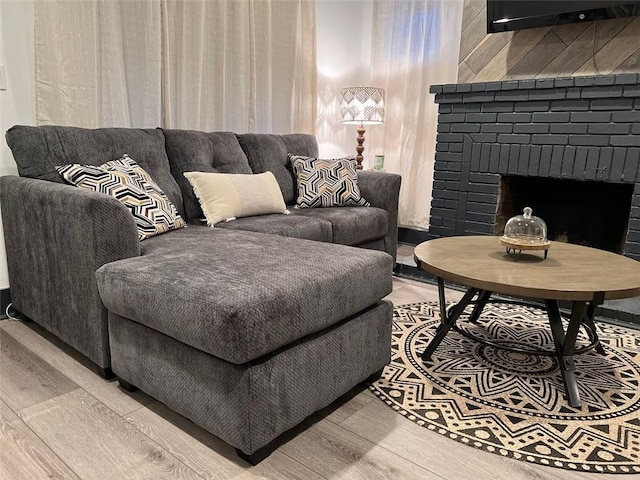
[{"xmin": 355, "ymin": 124, "xmax": 366, "ymax": 170}]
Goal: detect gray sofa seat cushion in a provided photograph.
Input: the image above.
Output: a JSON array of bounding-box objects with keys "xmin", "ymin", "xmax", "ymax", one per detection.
[
  {"xmin": 5, "ymin": 125, "xmax": 184, "ymax": 218},
  {"xmin": 162, "ymin": 129, "xmax": 253, "ymax": 222},
  {"xmin": 215, "ymin": 214, "xmax": 332, "ymax": 242},
  {"xmin": 290, "ymin": 207, "xmax": 388, "ymax": 246},
  {"xmin": 96, "ymin": 228, "xmax": 393, "ymax": 365},
  {"xmin": 236, "ymin": 133, "xmax": 318, "ymax": 205}
]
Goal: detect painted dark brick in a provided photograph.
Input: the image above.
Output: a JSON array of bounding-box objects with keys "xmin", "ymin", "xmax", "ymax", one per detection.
[
  {"xmin": 433, "ymin": 171, "xmax": 460, "ymax": 181},
  {"xmin": 431, "ymin": 198, "xmax": 444, "ymax": 208},
  {"xmin": 590, "ymin": 98, "xmax": 634, "ymax": 110},
  {"xmin": 466, "ymin": 112, "xmax": 498, "ymax": 123},
  {"xmin": 614, "ymin": 73, "xmax": 639, "ymax": 84},
  {"xmin": 471, "ymin": 83, "xmax": 488, "ymax": 92},
  {"xmin": 497, "ymin": 112, "xmax": 532, "ymax": 123},
  {"xmin": 468, "ymin": 173, "xmax": 500, "ymax": 184},
  {"xmin": 451, "ymin": 103, "xmax": 482, "ymax": 113},
  {"xmin": 611, "ymin": 148, "xmax": 626, "ymax": 180},
  {"xmin": 531, "ymin": 112, "xmax": 570, "ymax": 123},
  {"xmin": 470, "ymin": 133, "xmax": 498, "ymax": 143},
  {"xmin": 497, "ymin": 134, "xmax": 532, "ymax": 144},
  {"xmin": 623, "ymin": 85, "xmax": 640, "ymax": 97},
  {"xmin": 574, "ymin": 76, "xmax": 596, "ymax": 87},
  {"xmin": 538, "ymin": 145, "xmax": 553, "ymax": 176},
  {"xmin": 528, "ymin": 90, "xmax": 565, "ymax": 101},
  {"xmin": 514, "ymin": 123, "xmax": 549, "ymax": 134},
  {"xmin": 468, "ymin": 192, "xmax": 496, "ymax": 203},
  {"xmin": 531, "ymin": 134, "xmax": 568, "ymax": 145},
  {"xmin": 462, "ymin": 92, "xmax": 495, "ymax": 103},
  {"xmin": 514, "ymin": 101, "xmax": 550, "ymax": 112},
  {"xmin": 432, "ymin": 189, "xmax": 459, "ymax": 200},
  {"xmin": 624, "ymin": 148, "xmax": 640, "ymax": 182},
  {"xmin": 612, "ymin": 111, "xmax": 640, "ymax": 122},
  {"xmin": 501, "ymin": 80, "xmax": 519, "ymax": 90},
  {"xmin": 518, "ymin": 145, "xmax": 531, "ymax": 175},
  {"xmin": 444, "ymin": 199, "xmax": 458, "ymax": 210},
  {"xmin": 528, "ymin": 145, "xmax": 541, "ymax": 176},
  {"xmin": 439, "ymin": 104, "xmax": 453, "ymax": 114},
  {"xmin": 437, "ymin": 123, "xmax": 451, "ymax": 133},
  {"xmin": 572, "ymin": 147, "xmax": 589, "ymax": 180},
  {"xmin": 443, "ymin": 84, "xmax": 458, "ymax": 93},
  {"xmin": 435, "ymin": 152, "xmax": 462, "ymax": 162},
  {"xmin": 498, "ymin": 144, "xmax": 510, "ymax": 173},
  {"xmin": 566, "ymin": 88, "xmax": 582, "ymax": 99},
  {"xmin": 430, "ymin": 85, "xmax": 444, "ymax": 94},
  {"xmin": 479, "ymin": 143, "xmax": 491, "ymax": 171},
  {"xmin": 467, "ymin": 203, "xmax": 497, "ymax": 214},
  {"xmin": 568, "ymin": 135, "xmax": 610, "ymax": 146},
  {"xmin": 554, "ymin": 77, "xmax": 574, "ymax": 88},
  {"xmin": 437, "ymin": 93, "xmax": 464, "ymax": 103},
  {"xmin": 561, "ymin": 145, "xmax": 576, "ymax": 177},
  {"xmin": 550, "ymin": 123, "xmax": 588, "ymax": 134},
  {"xmin": 585, "ymin": 147, "xmax": 600, "ymax": 180},
  {"xmin": 450, "ymin": 143, "xmax": 463, "ymax": 153},
  {"xmin": 457, "ymin": 83, "xmax": 472, "ymax": 93},
  {"xmin": 482, "ymin": 102, "xmax": 516, "ymax": 113},
  {"xmin": 588, "ymin": 123, "xmax": 630, "ymax": 134},
  {"xmin": 489, "ymin": 144, "xmax": 501, "ymax": 172},
  {"xmin": 436, "ymin": 143, "xmax": 449, "ymax": 152},
  {"xmin": 445, "ymin": 181, "xmax": 460, "ymax": 190},
  {"xmin": 570, "ymin": 111, "xmax": 611, "ymax": 122},
  {"xmin": 481, "ymin": 124, "xmax": 513, "ymax": 133},
  {"xmin": 508, "ymin": 145, "xmax": 521, "ymax": 174},
  {"xmin": 594, "ymin": 76, "xmax": 615, "ymax": 86},
  {"xmin": 549, "ymin": 145, "xmax": 565, "ymax": 177},
  {"xmin": 518, "ymin": 79, "xmax": 536, "ymax": 89},
  {"xmin": 632, "ymin": 124, "xmax": 640, "ymax": 134},
  {"xmin": 466, "ymin": 212, "xmax": 495, "ymax": 224},
  {"xmin": 468, "ymin": 182, "xmax": 498, "ymax": 194},
  {"xmin": 550, "ymin": 99, "xmax": 590, "ymax": 111},
  {"xmin": 437, "ymin": 133, "xmax": 464, "ymax": 143},
  {"xmin": 451, "ymin": 124, "xmax": 481, "ymax": 133},
  {"xmin": 495, "ymin": 91, "xmax": 529, "ymax": 102},
  {"xmin": 486, "ymin": 81, "xmax": 502, "ymax": 91},
  {"xmin": 611, "ymin": 136, "xmax": 640, "ymax": 147},
  {"xmin": 439, "ymin": 113, "xmax": 466, "ymax": 123},
  {"xmin": 597, "ymin": 147, "xmax": 613, "ymax": 181},
  {"xmin": 535, "ymin": 78, "xmax": 555, "ymax": 89},
  {"xmin": 580, "ymin": 86, "xmax": 623, "ymax": 98}
]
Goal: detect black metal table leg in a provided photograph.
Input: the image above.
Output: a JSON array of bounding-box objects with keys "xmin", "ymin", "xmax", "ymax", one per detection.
[
  {"xmin": 468, "ymin": 290, "xmax": 492, "ymax": 323},
  {"xmin": 422, "ymin": 284, "xmax": 479, "ymax": 362},
  {"xmin": 582, "ymin": 302, "xmax": 606, "ymax": 355},
  {"xmin": 545, "ymin": 299, "xmax": 587, "ymax": 408}
]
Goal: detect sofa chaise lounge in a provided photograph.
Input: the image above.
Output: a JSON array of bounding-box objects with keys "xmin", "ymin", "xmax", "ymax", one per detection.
[{"xmin": 2, "ymin": 125, "xmax": 401, "ymax": 462}]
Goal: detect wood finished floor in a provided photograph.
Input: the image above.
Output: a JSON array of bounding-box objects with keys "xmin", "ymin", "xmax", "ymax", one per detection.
[{"xmin": 0, "ymin": 274, "xmax": 633, "ymax": 479}]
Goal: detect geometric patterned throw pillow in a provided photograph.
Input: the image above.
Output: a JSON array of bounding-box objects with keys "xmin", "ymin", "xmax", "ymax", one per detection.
[
  {"xmin": 56, "ymin": 154, "xmax": 186, "ymax": 241},
  {"xmin": 288, "ymin": 154, "xmax": 370, "ymax": 208}
]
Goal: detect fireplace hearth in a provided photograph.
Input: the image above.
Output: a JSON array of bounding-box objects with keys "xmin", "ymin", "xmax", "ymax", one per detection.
[{"xmin": 430, "ymin": 74, "xmax": 640, "ymax": 326}]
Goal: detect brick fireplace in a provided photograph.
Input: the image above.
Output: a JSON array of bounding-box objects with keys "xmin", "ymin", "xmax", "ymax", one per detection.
[{"xmin": 429, "ymin": 74, "xmax": 640, "ymax": 325}]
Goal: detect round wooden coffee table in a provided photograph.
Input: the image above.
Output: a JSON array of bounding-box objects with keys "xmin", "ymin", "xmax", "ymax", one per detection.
[{"xmin": 414, "ymin": 235, "xmax": 640, "ymax": 408}]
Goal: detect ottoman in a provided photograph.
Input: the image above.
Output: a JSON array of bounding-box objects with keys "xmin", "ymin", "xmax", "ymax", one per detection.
[{"xmin": 95, "ymin": 232, "xmax": 393, "ymax": 463}]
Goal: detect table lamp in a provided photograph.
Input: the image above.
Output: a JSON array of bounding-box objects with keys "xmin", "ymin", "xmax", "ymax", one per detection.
[{"xmin": 340, "ymin": 86, "xmax": 385, "ymax": 170}]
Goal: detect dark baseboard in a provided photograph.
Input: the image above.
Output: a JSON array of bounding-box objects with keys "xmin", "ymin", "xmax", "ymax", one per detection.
[
  {"xmin": 0, "ymin": 288, "xmax": 11, "ymax": 320},
  {"xmin": 398, "ymin": 227, "xmax": 429, "ymax": 246}
]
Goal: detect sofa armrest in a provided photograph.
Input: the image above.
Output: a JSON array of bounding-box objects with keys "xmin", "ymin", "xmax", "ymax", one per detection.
[
  {"xmin": 0, "ymin": 176, "xmax": 140, "ymax": 369},
  {"xmin": 357, "ymin": 171, "xmax": 401, "ymax": 263}
]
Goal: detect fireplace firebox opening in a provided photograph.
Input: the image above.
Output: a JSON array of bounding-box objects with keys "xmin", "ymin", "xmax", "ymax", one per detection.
[{"xmin": 495, "ymin": 175, "xmax": 634, "ymax": 254}]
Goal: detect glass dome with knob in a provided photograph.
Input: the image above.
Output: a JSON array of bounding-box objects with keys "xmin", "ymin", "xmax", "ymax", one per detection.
[{"xmin": 500, "ymin": 207, "xmax": 550, "ymax": 261}]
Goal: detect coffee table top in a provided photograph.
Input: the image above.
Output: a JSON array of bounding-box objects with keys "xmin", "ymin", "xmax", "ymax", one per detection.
[{"xmin": 414, "ymin": 235, "xmax": 640, "ymax": 302}]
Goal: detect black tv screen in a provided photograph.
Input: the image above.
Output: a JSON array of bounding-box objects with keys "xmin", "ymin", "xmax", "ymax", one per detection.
[{"xmin": 487, "ymin": 1, "xmax": 640, "ymax": 33}]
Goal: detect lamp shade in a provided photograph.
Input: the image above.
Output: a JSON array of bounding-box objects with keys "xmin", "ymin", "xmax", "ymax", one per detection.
[{"xmin": 340, "ymin": 86, "xmax": 385, "ymax": 125}]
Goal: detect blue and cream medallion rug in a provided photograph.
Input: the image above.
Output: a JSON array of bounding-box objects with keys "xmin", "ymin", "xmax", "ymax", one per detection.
[{"xmin": 370, "ymin": 302, "xmax": 640, "ymax": 474}]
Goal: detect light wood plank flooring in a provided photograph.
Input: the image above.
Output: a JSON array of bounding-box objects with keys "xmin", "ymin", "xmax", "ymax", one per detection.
[{"xmin": 0, "ymin": 274, "xmax": 633, "ymax": 479}]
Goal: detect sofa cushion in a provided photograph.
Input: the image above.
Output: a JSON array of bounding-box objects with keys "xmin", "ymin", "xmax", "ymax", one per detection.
[
  {"xmin": 290, "ymin": 207, "xmax": 388, "ymax": 246},
  {"xmin": 184, "ymin": 171, "xmax": 288, "ymax": 225},
  {"xmin": 57, "ymin": 155, "xmax": 186, "ymax": 241},
  {"xmin": 289, "ymin": 154, "xmax": 370, "ymax": 208},
  {"xmin": 162, "ymin": 129, "xmax": 253, "ymax": 222},
  {"xmin": 236, "ymin": 133, "xmax": 318, "ymax": 205},
  {"xmin": 5, "ymin": 125, "xmax": 184, "ymax": 217},
  {"xmin": 214, "ymin": 214, "xmax": 332, "ymax": 242},
  {"xmin": 96, "ymin": 227, "xmax": 393, "ymax": 364}
]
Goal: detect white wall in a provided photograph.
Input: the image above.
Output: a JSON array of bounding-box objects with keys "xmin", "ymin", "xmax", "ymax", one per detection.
[
  {"xmin": 315, "ymin": 0, "xmax": 375, "ymax": 164},
  {"xmin": 0, "ymin": 0, "xmax": 35, "ymax": 290}
]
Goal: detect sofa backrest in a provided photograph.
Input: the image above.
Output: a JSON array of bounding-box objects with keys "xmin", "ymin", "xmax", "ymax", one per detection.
[
  {"xmin": 236, "ymin": 133, "xmax": 318, "ymax": 205},
  {"xmin": 5, "ymin": 125, "xmax": 185, "ymax": 217},
  {"xmin": 162, "ymin": 129, "xmax": 253, "ymax": 222}
]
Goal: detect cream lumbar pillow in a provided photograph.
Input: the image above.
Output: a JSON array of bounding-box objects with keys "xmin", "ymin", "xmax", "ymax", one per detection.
[{"xmin": 184, "ymin": 171, "xmax": 288, "ymax": 226}]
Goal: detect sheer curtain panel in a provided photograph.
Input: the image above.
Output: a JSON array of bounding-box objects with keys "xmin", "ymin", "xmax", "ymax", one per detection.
[
  {"xmin": 161, "ymin": 0, "xmax": 316, "ymax": 133},
  {"xmin": 35, "ymin": 0, "xmax": 162, "ymax": 128},
  {"xmin": 371, "ymin": 0, "xmax": 463, "ymax": 229}
]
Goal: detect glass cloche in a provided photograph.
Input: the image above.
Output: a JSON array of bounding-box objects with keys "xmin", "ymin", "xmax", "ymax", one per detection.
[
  {"xmin": 500, "ymin": 207, "xmax": 550, "ymax": 260},
  {"xmin": 503, "ymin": 207, "xmax": 547, "ymax": 244}
]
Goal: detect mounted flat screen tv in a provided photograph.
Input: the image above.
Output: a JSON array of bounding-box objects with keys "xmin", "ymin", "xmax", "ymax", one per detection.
[{"xmin": 487, "ymin": 1, "xmax": 640, "ymax": 33}]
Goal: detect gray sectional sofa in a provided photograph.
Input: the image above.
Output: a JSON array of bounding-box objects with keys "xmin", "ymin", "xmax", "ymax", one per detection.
[{"xmin": 2, "ymin": 125, "xmax": 401, "ymax": 462}]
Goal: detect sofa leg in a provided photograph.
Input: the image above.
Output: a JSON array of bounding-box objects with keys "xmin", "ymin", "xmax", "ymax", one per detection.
[
  {"xmin": 236, "ymin": 441, "xmax": 278, "ymax": 465},
  {"xmin": 365, "ymin": 368, "xmax": 384, "ymax": 384},
  {"xmin": 94, "ymin": 365, "xmax": 114, "ymax": 380},
  {"xmin": 117, "ymin": 377, "xmax": 138, "ymax": 392}
]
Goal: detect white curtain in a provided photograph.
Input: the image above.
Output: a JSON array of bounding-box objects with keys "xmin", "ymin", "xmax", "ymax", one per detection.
[
  {"xmin": 35, "ymin": 0, "xmax": 316, "ymax": 133},
  {"xmin": 35, "ymin": 0, "xmax": 162, "ymax": 128},
  {"xmin": 371, "ymin": 0, "xmax": 463, "ymax": 229}
]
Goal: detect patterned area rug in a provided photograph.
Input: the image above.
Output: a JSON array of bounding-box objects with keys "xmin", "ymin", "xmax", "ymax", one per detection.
[{"xmin": 370, "ymin": 302, "xmax": 640, "ymax": 474}]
